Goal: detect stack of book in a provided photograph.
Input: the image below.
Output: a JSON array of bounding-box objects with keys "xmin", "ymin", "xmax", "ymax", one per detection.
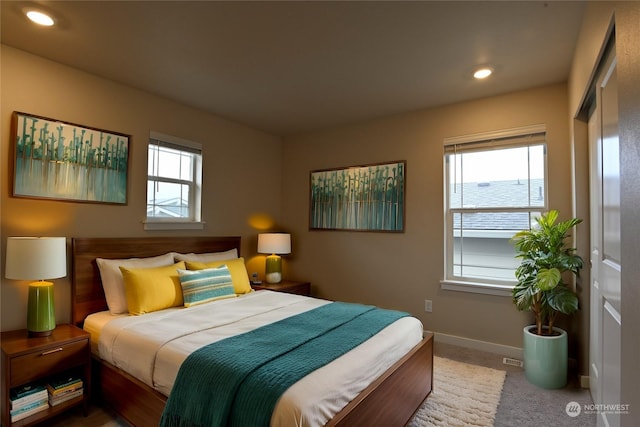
[
  {"xmin": 9, "ymin": 383, "xmax": 49, "ymax": 422},
  {"xmin": 47, "ymin": 375, "xmax": 83, "ymax": 407}
]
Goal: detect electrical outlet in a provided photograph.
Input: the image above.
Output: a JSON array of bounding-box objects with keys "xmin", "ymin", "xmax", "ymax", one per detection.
[{"xmin": 424, "ymin": 299, "xmax": 433, "ymax": 313}]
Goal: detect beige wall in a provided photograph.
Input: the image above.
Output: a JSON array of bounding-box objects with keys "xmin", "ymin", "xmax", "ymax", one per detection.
[
  {"xmin": 1, "ymin": 46, "xmax": 283, "ymax": 331},
  {"xmin": 281, "ymin": 83, "xmax": 574, "ymax": 351}
]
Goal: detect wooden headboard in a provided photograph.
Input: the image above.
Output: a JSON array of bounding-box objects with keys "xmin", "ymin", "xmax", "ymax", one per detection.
[{"xmin": 71, "ymin": 236, "xmax": 242, "ymax": 326}]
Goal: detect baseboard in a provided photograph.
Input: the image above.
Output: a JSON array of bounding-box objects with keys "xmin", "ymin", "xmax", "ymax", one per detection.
[
  {"xmin": 430, "ymin": 331, "xmax": 523, "ymax": 359},
  {"xmin": 580, "ymin": 375, "xmax": 590, "ymax": 389}
]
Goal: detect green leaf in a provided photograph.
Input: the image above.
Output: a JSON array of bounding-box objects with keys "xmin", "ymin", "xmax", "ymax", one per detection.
[
  {"xmin": 537, "ymin": 268, "xmax": 561, "ymax": 291},
  {"xmin": 537, "ymin": 209, "xmax": 558, "ymax": 230},
  {"xmin": 513, "ymin": 283, "xmax": 537, "ymax": 312},
  {"xmin": 547, "ymin": 286, "xmax": 579, "ymax": 315}
]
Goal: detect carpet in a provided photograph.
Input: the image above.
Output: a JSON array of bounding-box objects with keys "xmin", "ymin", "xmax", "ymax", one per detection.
[{"xmin": 408, "ymin": 356, "xmax": 507, "ymax": 427}]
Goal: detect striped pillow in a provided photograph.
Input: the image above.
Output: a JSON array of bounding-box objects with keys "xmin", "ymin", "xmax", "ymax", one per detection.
[{"xmin": 177, "ymin": 265, "xmax": 237, "ymax": 307}]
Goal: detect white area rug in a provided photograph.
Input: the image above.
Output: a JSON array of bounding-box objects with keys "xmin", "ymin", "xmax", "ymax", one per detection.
[{"xmin": 408, "ymin": 356, "xmax": 506, "ymax": 427}]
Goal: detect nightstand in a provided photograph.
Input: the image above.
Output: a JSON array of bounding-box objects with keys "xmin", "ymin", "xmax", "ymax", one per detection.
[
  {"xmin": 251, "ymin": 280, "xmax": 311, "ymax": 296},
  {"xmin": 1, "ymin": 324, "xmax": 91, "ymax": 427}
]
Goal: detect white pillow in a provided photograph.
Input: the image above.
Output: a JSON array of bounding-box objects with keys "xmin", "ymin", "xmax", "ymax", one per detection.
[
  {"xmin": 96, "ymin": 252, "xmax": 177, "ymax": 314},
  {"xmin": 174, "ymin": 248, "xmax": 238, "ymax": 263}
]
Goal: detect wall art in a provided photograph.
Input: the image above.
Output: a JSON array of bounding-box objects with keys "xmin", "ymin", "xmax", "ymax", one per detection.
[
  {"xmin": 310, "ymin": 160, "xmax": 405, "ymax": 232},
  {"xmin": 11, "ymin": 112, "xmax": 129, "ymax": 204}
]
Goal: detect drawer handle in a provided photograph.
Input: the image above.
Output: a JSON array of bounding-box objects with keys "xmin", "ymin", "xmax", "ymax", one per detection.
[{"xmin": 41, "ymin": 347, "xmax": 64, "ymax": 356}]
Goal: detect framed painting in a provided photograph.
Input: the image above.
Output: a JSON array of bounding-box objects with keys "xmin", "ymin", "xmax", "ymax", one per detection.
[
  {"xmin": 11, "ymin": 112, "xmax": 130, "ymax": 204},
  {"xmin": 309, "ymin": 160, "xmax": 406, "ymax": 232}
]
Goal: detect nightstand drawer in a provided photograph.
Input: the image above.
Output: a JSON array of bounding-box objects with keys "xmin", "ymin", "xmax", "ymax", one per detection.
[{"xmin": 10, "ymin": 339, "xmax": 88, "ymax": 387}]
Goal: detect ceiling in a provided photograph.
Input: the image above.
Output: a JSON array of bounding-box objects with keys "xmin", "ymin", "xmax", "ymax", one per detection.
[{"xmin": 1, "ymin": 1, "xmax": 586, "ymax": 136}]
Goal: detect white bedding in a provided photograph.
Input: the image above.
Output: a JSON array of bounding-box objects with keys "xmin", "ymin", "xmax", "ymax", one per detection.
[{"xmin": 85, "ymin": 290, "xmax": 423, "ymax": 427}]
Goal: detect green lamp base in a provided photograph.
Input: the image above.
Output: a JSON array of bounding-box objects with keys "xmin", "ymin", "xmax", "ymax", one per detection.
[
  {"xmin": 27, "ymin": 281, "xmax": 56, "ymax": 337},
  {"xmin": 265, "ymin": 254, "xmax": 283, "ymax": 284}
]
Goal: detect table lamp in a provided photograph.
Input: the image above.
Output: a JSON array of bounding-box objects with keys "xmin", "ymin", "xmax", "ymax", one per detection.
[
  {"xmin": 257, "ymin": 233, "xmax": 291, "ymax": 284},
  {"xmin": 5, "ymin": 237, "xmax": 67, "ymax": 337}
]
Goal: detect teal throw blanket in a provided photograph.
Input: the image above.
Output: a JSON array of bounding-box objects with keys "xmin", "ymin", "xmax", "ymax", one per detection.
[{"xmin": 160, "ymin": 301, "xmax": 408, "ymax": 427}]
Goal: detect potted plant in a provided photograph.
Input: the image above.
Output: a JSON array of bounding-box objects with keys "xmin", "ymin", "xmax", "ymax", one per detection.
[{"xmin": 511, "ymin": 210, "xmax": 583, "ymax": 389}]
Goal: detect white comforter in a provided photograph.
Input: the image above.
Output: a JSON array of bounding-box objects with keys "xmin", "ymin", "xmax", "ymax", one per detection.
[{"xmin": 87, "ymin": 290, "xmax": 423, "ymax": 427}]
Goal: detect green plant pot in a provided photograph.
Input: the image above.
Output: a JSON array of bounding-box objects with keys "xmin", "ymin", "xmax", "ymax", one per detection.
[{"xmin": 523, "ymin": 325, "xmax": 567, "ymax": 389}]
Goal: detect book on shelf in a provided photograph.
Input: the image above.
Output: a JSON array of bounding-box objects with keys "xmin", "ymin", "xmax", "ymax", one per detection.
[
  {"xmin": 10, "ymin": 398, "xmax": 48, "ymax": 416},
  {"xmin": 47, "ymin": 375, "xmax": 83, "ymax": 396},
  {"xmin": 10, "ymin": 383, "xmax": 46, "ymax": 400},
  {"xmin": 48, "ymin": 388, "xmax": 83, "ymax": 406},
  {"xmin": 47, "ymin": 374, "xmax": 82, "ymax": 390},
  {"xmin": 10, "ymin": 399, "xmax": 49, "ymax": 422},
  {"xmin": 10, "ymin": 383, "xmax": 47, "ymax": 410},
  {"xmin": 47, "ymin": 380, "xmax": 83, "ymax": 396}
]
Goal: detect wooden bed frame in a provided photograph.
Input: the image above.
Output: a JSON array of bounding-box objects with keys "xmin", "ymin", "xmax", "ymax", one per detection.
[{"xmin": 71, "ymin": 236, "xmax": 433, "ymax": 427}]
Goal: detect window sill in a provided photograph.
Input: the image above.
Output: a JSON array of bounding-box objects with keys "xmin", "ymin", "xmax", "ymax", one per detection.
[
  {"xmin": 143, "ymin": 221, "xmax": 205, "ymax": 231},
  {"xmin": 440, "ymin": 280, "xmax": 513, "ymax": 297}
]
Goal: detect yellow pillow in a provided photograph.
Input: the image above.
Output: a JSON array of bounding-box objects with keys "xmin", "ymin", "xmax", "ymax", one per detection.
[
  {"xmin": 186, "ymin": 257, "xmax": 252, "ymax": 294},
  {"xmin": 120, "ymin": 261, "xmax": 186, "ymax": 315}
]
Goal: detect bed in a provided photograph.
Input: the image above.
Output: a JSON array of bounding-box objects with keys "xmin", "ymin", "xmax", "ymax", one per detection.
[{"xmin": 71, "ymin": 236, "xmax": 433, "ymax": 427}]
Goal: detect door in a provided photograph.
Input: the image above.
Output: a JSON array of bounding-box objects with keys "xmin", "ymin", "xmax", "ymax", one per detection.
[{"xmin": 589, "ymin": 42, "xmax": 621, "ymax": 427}]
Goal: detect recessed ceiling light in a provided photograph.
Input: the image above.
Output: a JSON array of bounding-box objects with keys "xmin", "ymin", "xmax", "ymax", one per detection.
[
  {"xmin": 25, "ymin": 9, "xmax": 55, "ymax": 27},
  {"xmin": 473, "ymin": 67, "xmax": 493, "ymax": 79}
]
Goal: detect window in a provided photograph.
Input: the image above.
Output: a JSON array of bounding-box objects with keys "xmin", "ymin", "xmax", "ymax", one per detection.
[
  {"xmin": 442, "ymin": 125, "xmax": 547, "ymax": 295},
  {"xmin": 145, "ymin": 131, "xmax": 203, "ymax": 230}
]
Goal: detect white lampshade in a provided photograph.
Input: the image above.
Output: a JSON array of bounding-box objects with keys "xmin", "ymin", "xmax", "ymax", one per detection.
[
  {"xmin": 5, "ymin": 237, "xmax": 67, "ymax": 280},
  {"xmin": 257, "ymin": 233, "xmax": 291, "ymax": 255}
]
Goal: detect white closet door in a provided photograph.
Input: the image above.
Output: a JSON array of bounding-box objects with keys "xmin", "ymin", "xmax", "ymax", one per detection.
[{"xmin": 589, "ymin": 43, "xmax": 621, "ymax": 427}]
